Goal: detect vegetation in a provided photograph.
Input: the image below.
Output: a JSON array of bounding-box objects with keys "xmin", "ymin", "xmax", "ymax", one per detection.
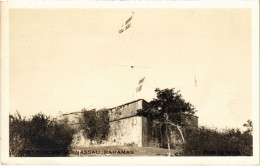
[
  {"xmin": 183, "ymin": 123, "xmax": 253, "ymax": 156},
  {"xmin": 9, "ymin": 88, "xmax": 253, "ymax": 157},
  {"xmin": 137, "ymin": 88, "xmax": 196, "ymax": 156},
  {"xmin": 9, "ymin": 111, "xmax": 76, "ymax": 157},
  {"xmin": 81, "ymin": 109, "xmax": 110, "ymax": 144},
  {"xmin": 137, "ymin": 88, "xmax": 196, "ymax": 123},
  {"xmin": 9, "ymin": 108, "xmax": 111, "ymax": 157},
  {"xmin": 137, "ymin": 88, "xmax": 253, "ymax": 156}
]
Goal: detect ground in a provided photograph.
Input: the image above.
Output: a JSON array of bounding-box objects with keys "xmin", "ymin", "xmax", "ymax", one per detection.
[{"xmin": 69, "ymin": 146, "xmax": 179, "ymax": 157}]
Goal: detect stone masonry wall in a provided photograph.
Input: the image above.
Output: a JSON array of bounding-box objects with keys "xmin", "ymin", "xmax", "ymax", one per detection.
[
  {"xmin": 71, "ymin": 116, "xmax": 143, "ymax": 148},
  {"xmin": 108, "ymin": 99, "xmax": 148, "ymax": 121},
  {"xmin": 61, "ymin": 99, "xmax": 198, "ymax": 149}
]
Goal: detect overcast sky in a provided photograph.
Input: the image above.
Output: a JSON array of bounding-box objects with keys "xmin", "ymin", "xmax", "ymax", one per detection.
[{"xmin": 10, "ymin": 9, "xmax": 252, "ymax": 129}]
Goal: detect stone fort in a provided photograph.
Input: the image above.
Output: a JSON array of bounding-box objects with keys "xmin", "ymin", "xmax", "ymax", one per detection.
[{"xmin": 62, "ymin": 99, "xmax": 198, "ymax": 148}]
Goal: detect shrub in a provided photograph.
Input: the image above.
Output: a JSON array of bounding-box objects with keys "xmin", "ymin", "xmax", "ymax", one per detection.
[
  {"xmin": 182, "ymin": 125, "xmax": 253, "ymax": 156},
  {"xmin": 9, "ymin": 112, "xmax": 76, "ymax": 157}
]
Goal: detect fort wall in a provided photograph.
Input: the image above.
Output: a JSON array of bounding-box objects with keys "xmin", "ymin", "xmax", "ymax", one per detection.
[{"xmin": 62, "ymin": 99, "xmax": 198, "ymax": 149}]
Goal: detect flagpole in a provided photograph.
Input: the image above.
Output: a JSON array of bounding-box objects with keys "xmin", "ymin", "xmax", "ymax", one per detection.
[
  {"xmin": 131, "ymin": 12, "xmax": 134, "ymax": 101},
  {"xmin": 131, "ymin": 66, "xmax": 134, "ymax": 100},
  {"xmin": 117, "ymin": 12, "xmax": 138, "ymax": 101},
  {"xmin": 194, "ymin": 74, "xmax": 198, "ymax": 109}
]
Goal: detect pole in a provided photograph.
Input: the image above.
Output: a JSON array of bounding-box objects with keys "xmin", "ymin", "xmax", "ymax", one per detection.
[
  {"xmin": 131, "ymin": 66, "xmax": 133, "ymax": 100},
  {"xmin": 132, "ymin": 12, "xmax": 134, "ymax": 47},
  {"xmin": 131, "ymin": 12, "xmax": 134, "ymax": 101}
]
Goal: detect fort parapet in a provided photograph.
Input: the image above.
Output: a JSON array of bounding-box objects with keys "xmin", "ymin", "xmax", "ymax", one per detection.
[{"xmin": 61, "ymin": 99, "xmax": 198, "ymax": 148}]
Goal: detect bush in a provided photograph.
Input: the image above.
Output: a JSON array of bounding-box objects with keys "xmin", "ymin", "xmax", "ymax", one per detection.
[
  {"xmin": 182, "ymin": 126, "xmax": 253, "ymax": 156},
  {"xmin": 9, "ymin": 112, "xmax": 76, "ymax": 157}
]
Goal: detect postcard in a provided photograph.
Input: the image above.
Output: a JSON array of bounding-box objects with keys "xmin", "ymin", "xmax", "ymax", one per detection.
[{"xmin": 1, "ymin": 0, "xmax": 259, "ymax": 165}]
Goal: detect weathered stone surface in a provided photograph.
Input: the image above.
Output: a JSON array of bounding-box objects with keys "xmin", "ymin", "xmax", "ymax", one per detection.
[
  {"xmin": 108, "ymin": 99, "xmax": 149, "ymax": 121},
  {"xmin": 61, "ymin": 99, "xmax": 198, "ymax": 149},
  {"xmin": 71, "ymin": 116, "xmax": 144, "ymax": 147}
]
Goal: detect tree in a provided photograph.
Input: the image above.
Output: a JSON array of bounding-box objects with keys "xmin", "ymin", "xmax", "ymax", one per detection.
[
  {"xmin": 9, "ymin": 111, "xmax": 76, "ymax": 157},
  {"xmin": 81, "ymin": 109, "xmax": 110, "ymax": 144},
  {"xmin": 243, "ymin": 119, "xmax": 253, "ymax": 134},
  {"xmin": 137, "ymin": 88, "xmax": 196, "ymax": 156},
  {"xmin": 183, "ymin": 125, "xmax": 253, "ymax": 156},
  {"xmin": 9, "ymin": 111, "xmax": 29, "ymax": 156},
  {"xmin": 241, "ymin": 119, "xmax": 253, "ymax": 155}
]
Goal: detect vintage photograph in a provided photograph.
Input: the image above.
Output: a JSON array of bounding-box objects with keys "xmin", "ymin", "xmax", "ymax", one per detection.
[{"xmin": 1, "ymin": 1, "xmax": 259, "ymax": 165}]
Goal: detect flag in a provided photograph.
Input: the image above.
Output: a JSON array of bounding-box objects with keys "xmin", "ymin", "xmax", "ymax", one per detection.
[
  {"xmin": 125, "ymin": 16, "xmax": 132, "ymax": 25},
  {"xmin": 125, "ymin": 23, "xmax": 131, "ymax": 30},
  {"xmin": 136, "ymin": 84, "xmax": 143, "ymax": 93},
  {"xmin": 118, "ymin": 29, "xmax": 124, "ymax": 34},
  {"xmin": 136, "ymin": 77, "xmax": 145, "ymax": 93},
  {"xmin": 118, "ymin": 15, "xmax": 132, "ymax": 34},
  {"xmin": 138, "ymin": 77, "xmax": 145, "ymax": 84}
]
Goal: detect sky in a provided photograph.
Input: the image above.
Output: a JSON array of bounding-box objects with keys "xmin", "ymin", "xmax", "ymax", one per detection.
[{"xmin": 9, "ymin": 9, "xmax": 252, "ymax": 129}]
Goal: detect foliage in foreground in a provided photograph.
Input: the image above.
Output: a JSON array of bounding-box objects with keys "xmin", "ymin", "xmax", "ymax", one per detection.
[
  {"xmin": 9, "ymin": 112, "xmax": 76, "ymax": 157},
  {"xmin": 182, "ymin": 121, "xmax": 253, "ymax": 156}
]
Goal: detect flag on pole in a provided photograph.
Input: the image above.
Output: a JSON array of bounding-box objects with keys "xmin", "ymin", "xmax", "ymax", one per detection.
[
  {"xmin": 125, "ymin": 23, "xmax": 131, "ymax": 30},
  {"xmin": 118, "ymin": 15, "xmax": 132, "ymax": 34},
  {"xmin": 118, "ymin": 28, "xmax": 124, "ymax": 34},
  {"xmin": 125, "ymin": 16, "xmax": 132, "ymax": 25},
  {"xmin": 136, "ymin": 77, "xmax": 145, "ymax": 93},
  {"xmin": 136, "ymin": 84, "xmax": 143, "ymax": 93},
  {"xmin": 138, "ymin": 77, "xmax": 145, "ymax": 84}
]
